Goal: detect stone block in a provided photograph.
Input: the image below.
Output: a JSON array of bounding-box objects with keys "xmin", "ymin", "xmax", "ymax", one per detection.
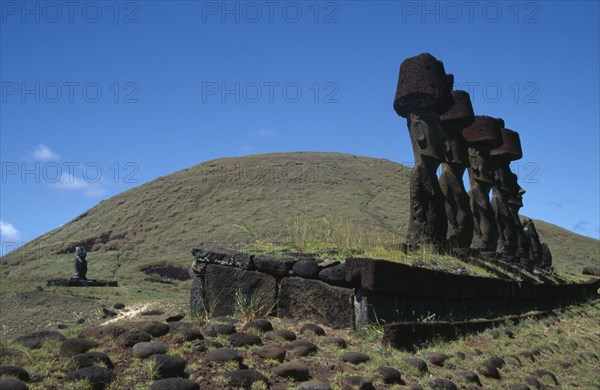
[{"xmin": 278, "ymin": 277, "xmax": 354, "ymax": 328}]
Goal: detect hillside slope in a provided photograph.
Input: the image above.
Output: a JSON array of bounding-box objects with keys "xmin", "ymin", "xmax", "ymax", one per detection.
[{"xmin": 3, "ymin": 152, "xmax": 598, "ymax": 274}]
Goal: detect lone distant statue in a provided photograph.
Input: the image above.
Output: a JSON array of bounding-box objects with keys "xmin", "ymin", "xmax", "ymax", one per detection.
[
  {"xmin": 463, "ymin": 116, "xmax": 503, "ymax": 253},
  {"xmin": 393, "ymin": 53, "xmax": 454, "ymax": 248},
  {"xmin": 73, "ymin": 246, "xmax": 88, "ymax": 280}
]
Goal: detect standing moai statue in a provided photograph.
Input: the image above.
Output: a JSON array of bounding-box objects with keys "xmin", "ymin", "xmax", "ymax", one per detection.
[
  {"xmin": 463, "ymin": 116, "xmax": 503, "ymax": 254},
  {"xmin": 73, "ymin": 246, "xmax": 88, "ymax": 280},
  {"xmin": 393, "ymin": 53, "xmax": 454, "ymax": 248},
  {"xmin": 490, "ymin": 128, "xmax": 524, "ymax": 261},
  {"xmin": 439, "ymin": 90, "xmax": 475, "ymax": 251},
  {"xmin": 520, "ymin": 217, "xmax": 553, "ymax": 268}
]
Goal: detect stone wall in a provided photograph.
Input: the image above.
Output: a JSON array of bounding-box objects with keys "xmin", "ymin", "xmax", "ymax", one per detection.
[{"xmin": 190, "ymin": 247, "xmax": 600, "ymax": 329}]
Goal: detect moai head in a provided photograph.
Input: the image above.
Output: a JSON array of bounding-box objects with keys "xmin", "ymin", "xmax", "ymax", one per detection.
[
  {"xmin": 393, "ymin": 53, "xmax": 454, "ymax": 163},
  {"xmin": 491, "ymin": 128, "xmax": 525, "ymax": 205},
  {"xmin": 440, "ymin": 90, "xmax": 475, "ymax": 166},
  {"xmin": 76, "ymin": 246, "xmax": 87, "ymax": 259},
  {"xmin": 463, "ymin": 116, "xmax": 503, "ymax": 184},
  {"xmin": 393, "ymin": 53, "xmax": 454, "ymax": 118},
  {"xmin": 407, "ymin": 110, "xmax": 447, "ymax": 162}
]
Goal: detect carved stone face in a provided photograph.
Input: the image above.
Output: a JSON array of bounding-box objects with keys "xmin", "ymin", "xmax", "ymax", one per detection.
[
  {"xmin": 442, "ymin": 126, "xmax": 469, "ymax": 166},
  {"xmin": 468, "ymin": 147, "xmax": 494, "ymax": 184},
  {"xmin": 76, "ymin": 246, "xmax": 87, "ymax": 258},
  {"xmin": 408, "ymin": 110, "xmax": 447, "ymax": 161}
]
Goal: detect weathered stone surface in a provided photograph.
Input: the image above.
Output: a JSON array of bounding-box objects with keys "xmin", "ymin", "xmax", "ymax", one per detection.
[
  {"xmin": 582, "ymin": 266, "xmax": 600, "ymax": 276},
  {"xmin": 274, "ymin": 362, "xmax": 309, "ymax": 381},
  {"xmin": 523, "ymin": 376, "xmax": 543, "ymax": 389},
  {"xmin": 428, "ymin": 378, "xmax": 457, "ymax": 390},
  {"xmin": 149, "ymin": 378, "xmax": 199, "ymax": 390},
  {"xmin": 189, "ymin": 340, "xmax": 222, "ymax": 352},
  {"xmin": 113, "ymin": 303, "xmax": 125, "ymax": 309},
  {"xmin": 440, "ymin": 90, "xmax": 475, "ymax": 127},
  {"xmin": 490, "ymin": 128, "xmax": 523, "ymax": 161},
  {"xmin": 439, "ymin": 162, "xmax": 473, "ymax": 248},
  {"xmin": 278, "ymin": 277, "xmax": 354, "ymax": 329},
  {"xmin": 425, "ymin": 352, "xmax": 450, "ymax": 367},
  {"xmin": 457, "ymin": 371, "xmax": 481, "ymax": 386},
  {"xmin": 204, "ymin": 347, "xmax": 243, "ymax": 365},
  {"xmin": 166, "ymin": 313, "xmax": 185, "ymax": 322},
  {"xmin": 253, "ymin": 255, "xmax": 296, "ymax": 276},
  {"xmin": 463, "ymin": 116, "xmax": 503, "ymax": 147},
  {"xmin": 171, "ymin": 327, "xmax": 203, "ymax": 343},
  {"xmin": 223, "ymin": 369, "xmax": 269, "ymax": 388},
  {"xmin": 340, "ymin": 375, "xmax": 376, "ymax": 390},
  {"xmin": 393, "ymin": 53, "xmax": 453, "ymax": 117},
  {"xmin": 132, "ymin": 342, "xmax": 168, "ymax": 358},
  {"xmin": 479, "ymin": 361, "xmax": 501, "ymax": 379},
  {"xmin": 341, "ymin": 352, "xmax": 370, "ymax": 364},
  {"xmin": 118, "ymin": 332, "xmax": 152, "ymax": 347},
  {"xmin": 298, "ymin": 380, "xmax": 331, "ymax": 390},
  {"xmin": 228, "ymin": 332, "xmax": 262, "ymax": 347},
  {"xmin": 293, "ymin": 260, "xmax": 320, "ymax": 278},
  {"xmin": 60, "ymin": 338, "xmax": 99, "ymax": 356},
  {"xmin": 65, "ymin": 366, "xmax": 115, "ymax": 390},
  {"xmin": 300, "ymin": 323, "xmax": 326, "ymax": 336},
  {"xmin": 255, "ymin": 344, "xmax": 286, "ymax": 362},
  {"xmin": 14, "ymin": 331, "xmax": 66, "ymax": 349},
  {"xmin": 0, "ymin": 377, "xmax": 28, "ymax": 390},
  {"xmin": 79, "ymin": 325, "xmax": 125, "ymax": 340},
  {"xmin": 47, "ymin": 278, "xmax": 118, "ymax": 287},
  {"xmin": 264, "ymin": 329, "xmax": 296, "ymax": 342},
  {"xmin": 127, "ymin": 321, "xmax": 170, "ymax": 337},
  {"xmin": 205, "ymin": 265, "xmax": 277, "ymax": 317},
  {"xmin": 243, "ymin": 319, "xmax": 273, "ymax": 333},
  {"xmin": 403, "ymin": 358, "xmax": 428, "ymax": 373},
  {"xmin": 531, "ymin": 369, "xmax": 558, "ymax": 385},
  {"xmin": 0, "ymin": 366, "xmax": 30, "ymax": 382},
  {"xmin": 373, "ymin": 366, "xmax": 402, "ymax": 384},
  {"xmin": 149, "ymin": 354, "xmax": 186, "ymax": 379},
  {"xmin": 318, "ymin": 264, "xmax": 348, "ymax": 286},
  {"xmin": 288, "ymin": 340, "xmax": 318, "ymax": 356},
  {"xmin": 71, "ymin": 352, "xmax": 114, "ymax": 369},
  {"xmin": 204, "ymin": 323, "xmax": 236, "ymax": 337},
  {"xmin": 486, "ymin": 356, "xmax": 506, "ymax": 369},
  {"xmin": 192, "ymin": 247, "xmax": 254, "ymax": 270}
]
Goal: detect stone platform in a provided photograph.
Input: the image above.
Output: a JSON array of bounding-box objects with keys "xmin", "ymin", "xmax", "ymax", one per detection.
[
  {"xmin": 190, "ymin": 247, "xmax": 600, "ymax": 330},
  {"xmin": 47, "ymin": 278, "xmax": 118, "ymax": 287}
]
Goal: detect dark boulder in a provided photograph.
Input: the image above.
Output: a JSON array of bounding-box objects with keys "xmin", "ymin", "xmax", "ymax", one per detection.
[
  {"xmin": 13, "ymin": 331, "xmax": 66, "ymax": 349},
  {"xmin": 71, "ymin": 352, "xmax": 114, "ymax": 369},
  {"xmin": 149, "ymin": 378, "xmax": 199, "ymax": 390},
  {"xmin": 65, "ymin": 366, "xmax": 115, "ymax": 390},
  {"xmin": 149, "ymin": 354, "xmax": 187, "ymax": 379}
]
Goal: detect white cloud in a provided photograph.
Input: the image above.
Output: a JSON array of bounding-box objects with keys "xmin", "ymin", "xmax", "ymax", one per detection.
[
  {"xmin": 0, "ymin": 220, "xmax": 21, "ymax": 242},
  {"xmin": 51, "ymin": 173, "xmax": 106, "ymax": 197},
  {"xmin": 250, "ymin": 128, "xmax": 278, "ymax": 137},
  {"xmin": 28, "ymin": 144, "xmax": 61, "ymax": 161}
]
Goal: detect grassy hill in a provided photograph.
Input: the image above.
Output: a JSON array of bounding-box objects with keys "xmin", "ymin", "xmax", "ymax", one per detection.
[{"xmin": 2, "ymin": 152, "xmax": 598, "ymax": 275}]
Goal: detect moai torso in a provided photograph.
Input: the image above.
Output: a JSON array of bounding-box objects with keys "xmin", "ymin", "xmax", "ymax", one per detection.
[
  {"xmin": 439, "ymin": 90, "xmax": 475, "ymax": 249},
  {"xmin": 463, "ymin": 116, "xmax": 503, "ymax": 253}
]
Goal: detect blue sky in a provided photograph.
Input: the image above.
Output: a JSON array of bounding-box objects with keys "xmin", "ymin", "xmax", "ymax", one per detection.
[{"xmin": 1, "ymin": 0, "xmax": 599, "ymax": 253}]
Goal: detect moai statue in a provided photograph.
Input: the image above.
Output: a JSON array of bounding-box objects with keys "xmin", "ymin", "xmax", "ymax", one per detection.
[
  {"xmin": 393, "ymin": 53, "xmax": 454, "ymax": 248},
  {"xmin": 439, "ymin": 90, "xmax": 475, "ymax": 252},
  {"xmin": 521, "ymin": 217, "xmax": 553, "ymax": 268},
  {"xmin": 462, "ymin": 116, "xmax": 503, "ymax": 255},
  {"xmin": 490, "ymin": 128, "xmax": 524, "ymax": 261},
  {"xmin": 73, "ymin": 246, "xmax": 88, "ymax": 280}
]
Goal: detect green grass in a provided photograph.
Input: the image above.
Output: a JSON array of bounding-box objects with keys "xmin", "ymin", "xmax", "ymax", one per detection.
[{"xmin": 2, "ymin": 152, "xmax": 596, "ymax": 276}]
